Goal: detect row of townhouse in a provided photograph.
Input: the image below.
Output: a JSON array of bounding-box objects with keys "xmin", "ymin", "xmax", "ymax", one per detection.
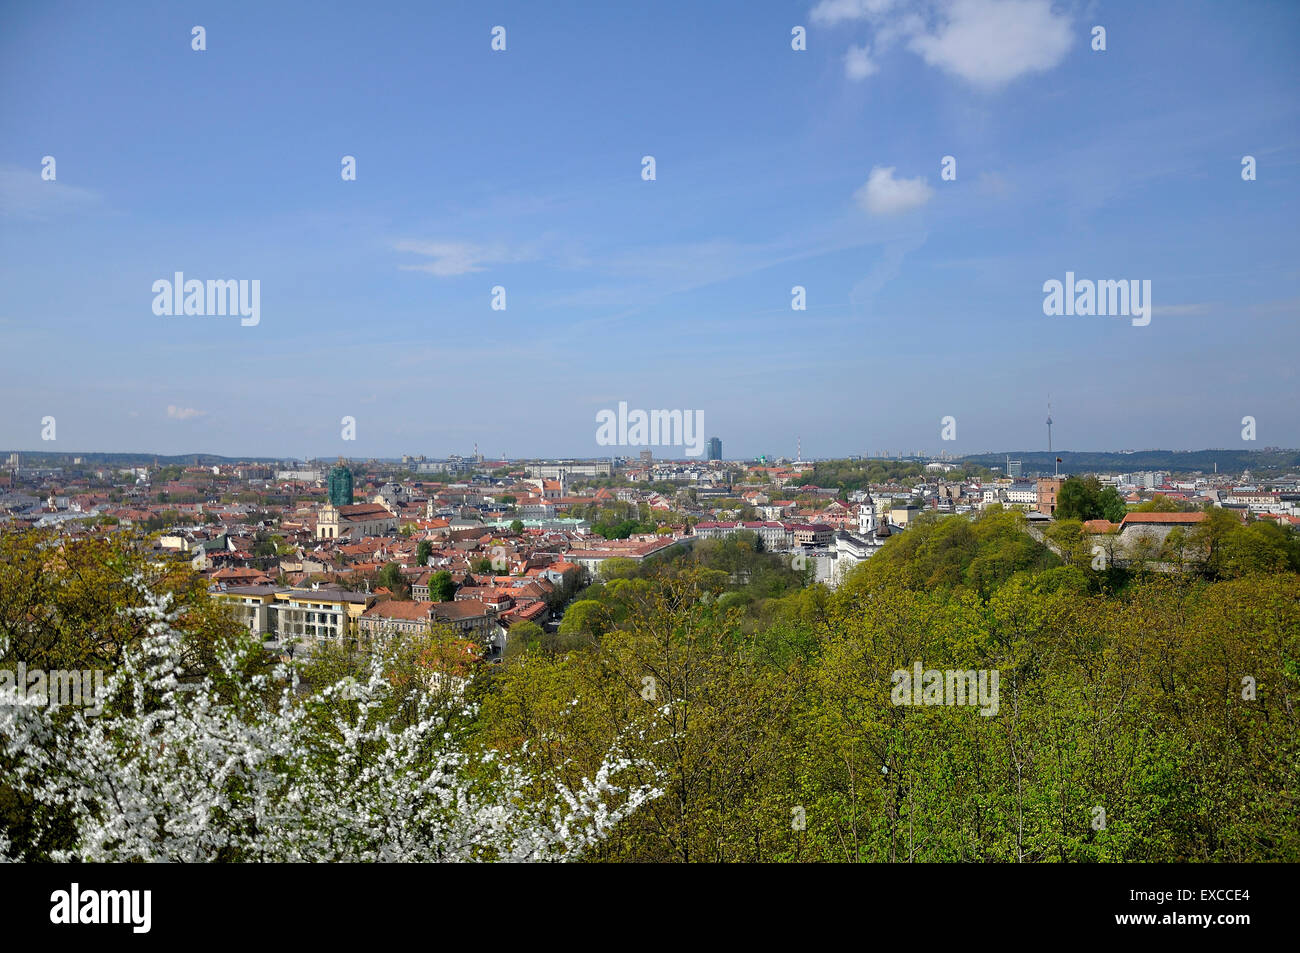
[
  {"xmin": 357, "ymin": 598, "xmax": 508, "ymax": 655},
  {"xmin": 692, "ymin": 520, "xmax": 836, "ymax": 551},
  {"xmin": 1221, "ymin": 490, "xmax": 1297, "ymax": 514},
  {"xmin": 564, "ymin": 535, "xmax": 691, "ymax": 574},
  {"xmin": 981, "ymin": 482, "xmax": 1040, "ymax": 507},
  {"xmin": 211, "ymin": 583, "xmax": 518, "ymax": 657}
]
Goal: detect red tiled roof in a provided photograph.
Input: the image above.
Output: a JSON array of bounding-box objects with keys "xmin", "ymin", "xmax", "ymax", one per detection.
[
  {"xmin": 1119, "ymin": 512, "xmax": 1206, "ymax": 525},
  {"xmin": 432, "ymin": 600, "xmax": 493, "ymax": 620},
  {"xmin": 337, "ymin": 504, "xmax": 393, "ymax": 518},
  {"xmin": 362, "ymin": 600, "xmax": 434, "ymax": 621},
  {"xmin": 1081, "ymin": 519, "xmax": 1118, "ymax": 533}
]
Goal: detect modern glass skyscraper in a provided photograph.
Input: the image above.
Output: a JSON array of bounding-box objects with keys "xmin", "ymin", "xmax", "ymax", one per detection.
[
  {"xmin": 708, "ymin": 437, "xmax": 722, "ymax": 461},
  {"xmin": 327, "ymin": 461, "xmax": 354, "ymax": 506}
]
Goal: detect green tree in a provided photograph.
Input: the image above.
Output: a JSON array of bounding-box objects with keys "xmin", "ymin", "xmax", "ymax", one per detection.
[
  {"xmin": 503, "ymin": 619, "xmax": 546, "ymax": 657},
  {"xmin": 1055, "ymin": 476, "xmax": 1103, "ymax": 522},
  {"xmin": 1098, "ymin": 486, "xmax": 1127, "ymax": 522},
  {"xmin": 599, "ymin": 558, "xmax": 640, "ymax": 582},
  {"xmin": 1218, "ymin": 520, "xmax": 1300, "ymax": 578},
  {"xmin": 558, "ymin": 600, "xmax": 610, "ymax": 640},
  {"xmin": 377, "ymin": 562, "xmax": 410, "ymax": 599},
  {"xmin": 500, "ymin": 619, "xmax": 595, "ymax": 659},
  {"xmin": 1189, "ymin": 508, "xmax": 1246, "ymax": 578},
  {"xmin": 429, "ymin": 570, "xmax": 456, "ymax": 601},
  {"xmin": 1135, "ymin": 494, "xmax": 1190, "ymax": 513}
]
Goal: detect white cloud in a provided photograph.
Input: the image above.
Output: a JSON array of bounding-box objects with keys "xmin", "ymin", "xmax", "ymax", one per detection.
[
  {"xmin": 907, "ymin": 0, "xmax": 1073, "ymax": 89},
  {"xmin": 874, "ymin": 11, "xmax": 926, "ymax": 50},
  {"xmin": 812, "ymin": 0, "xmax": 1073, "ymax": 90},
  {"xmin": 855, "ymin": 166, "xmax": 935, "ymax": 216},
  {"xmin": 844, "ymin": 44, "xmax": 879, "ymax": 79},
  {"xmin": 166, "ymin": 405, "xmax": 205, "ymax": 420},
  {"xmin": 393, "ymin": 240, "xmax": 513, "ymax": 277},
  {"xmin": 811, "ymin": 0, "xmax": 897, "ymax": 26}
]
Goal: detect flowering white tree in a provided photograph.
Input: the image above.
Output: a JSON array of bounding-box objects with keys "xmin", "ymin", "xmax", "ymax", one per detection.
[{"xmin": 0, "ymin": 576, "xmax": 659, "ymax": 862}]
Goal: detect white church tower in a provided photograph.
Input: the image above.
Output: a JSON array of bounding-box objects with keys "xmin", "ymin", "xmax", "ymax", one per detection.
[{"xmin": 857, "ymin": 498, "xmax": 877, "ymax": 536}]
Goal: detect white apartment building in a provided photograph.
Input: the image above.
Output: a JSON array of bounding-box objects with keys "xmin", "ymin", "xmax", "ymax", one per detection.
[{"xmin": 526, "ymin": 461, "xmax": 612, "ymax": 480}]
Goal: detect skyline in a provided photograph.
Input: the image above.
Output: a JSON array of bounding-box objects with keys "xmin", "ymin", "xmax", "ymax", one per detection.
[
  {"xmin": 3, "ymin": 443, "xmax": 1296, "ymax": 466},
  {"xmin": 2, "ymin": 0, "xmax": 1298, "ymax": 458}
]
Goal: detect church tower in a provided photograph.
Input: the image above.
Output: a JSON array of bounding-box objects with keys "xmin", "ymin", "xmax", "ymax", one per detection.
[{"xmin": 858, "ymin": 498, "xmax": 876, "ymax": 536}]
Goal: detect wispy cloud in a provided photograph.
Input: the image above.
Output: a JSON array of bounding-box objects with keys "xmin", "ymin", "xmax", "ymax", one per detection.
[
  {"xmin": 855, "ymin": 166, "xmax": 934, "ymax": 216},
  {"xmin": 850, "ymin": 229, "xmax": 929, "ymax": 316},
  {"xmin": 393, "ymin": 240, "xmax": 527, "ymax": 276},
  {"xmin": 0, "ymin": 164, "xmax": 102, "ymax": 220},
  {"xmin": 1151, "ymin": 303, "xmax": 1213, "ymax": 317},
  {"xmin": 166, "ymin": 405, "xmax": 205, "ymax": 420},
  {"xmin": 976, "ymin": 170, "xmax": 1012, "ymax": 196}
]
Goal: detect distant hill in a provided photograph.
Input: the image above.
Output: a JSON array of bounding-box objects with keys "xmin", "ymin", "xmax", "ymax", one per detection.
[
  {"xmin": 0, "ymin": 451, "xmax": 285, "ymax": 467},
  {"xmin": 961, "ymin": 449, "xmax": 1300, "ymax": 475}
]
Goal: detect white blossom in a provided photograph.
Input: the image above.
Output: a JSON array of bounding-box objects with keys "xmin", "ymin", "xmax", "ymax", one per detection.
[{"xmin": 1, "ymin": 574, "xmax": 659, "ymax": 862}]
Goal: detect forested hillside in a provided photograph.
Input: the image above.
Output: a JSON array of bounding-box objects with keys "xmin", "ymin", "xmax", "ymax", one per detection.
[{"xmin": 476, "ymin": 511, "xmax": 1300, "ymax": 861}]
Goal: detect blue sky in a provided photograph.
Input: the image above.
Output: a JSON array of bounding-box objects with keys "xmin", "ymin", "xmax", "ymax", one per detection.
[{"xmin": 2, "ymin": 0, "xmax": 1298, "ymax": 461}]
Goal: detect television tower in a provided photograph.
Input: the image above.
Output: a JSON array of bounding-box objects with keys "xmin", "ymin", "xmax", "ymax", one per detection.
[{"xmin": 1046, "ymin": 398, "xmax": 1053, "ymax": 454}]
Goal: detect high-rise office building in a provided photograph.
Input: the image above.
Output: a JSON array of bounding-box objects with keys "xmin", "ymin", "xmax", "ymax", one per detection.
[
  {"xmin": 327, "ymin": 459, "xmax": 354, "ymax": 506},
  {"xmin": 708, "ymin": 437, "xmax": 722, "ymax": 461}
]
